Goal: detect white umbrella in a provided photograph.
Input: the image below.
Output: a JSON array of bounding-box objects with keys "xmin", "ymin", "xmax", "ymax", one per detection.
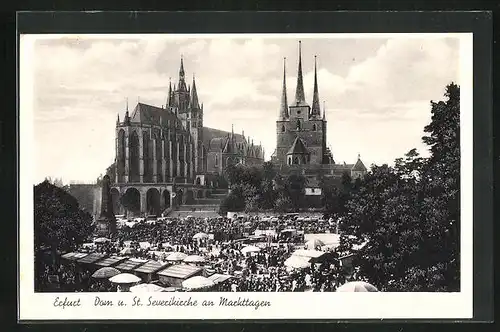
[
  {"xmin": 92, "ymin": 267, "xmax": 121, "ymax": 279},
  {"xmin": 94, "ymin": 237, "xmax": 110, "ymax": 244},
  {"xmin": 284, "ymin": 255, "xmax": 311, "ymax": 269},
  {"xmin": 109, "ymin": 273, "xmax": 141, "ymax": 284},
  {"xmin": 193, "ymin": 232, "xmax": 209, "ymax": 240},
  {"xmin": 336, "ymin": 281, "xmax": 378, "ymax": 292},
  {"xmin": 182, "ymin": 276, "xmax": 215, "ymax": 290},
  {"xmin": 241, "ymin": 245, "xmax": 261, "ymax": 254},
  {"xmin": 120, "ymin": 247, "xmax": 136, "ymax": 255},
  {"xmin": 305, "ymin": 238, "xmax": 325, "ymax": 250},
  {"xmin": 166, "ymin": 252, "xmax": 188, "ymax": 261},
  {"xmin": 130, "ymin": 283, "xmax": 166, "ymax": 293},
  {"xmin": 183, "ymin": 255, "xmax": 206, "ymax": 263}
]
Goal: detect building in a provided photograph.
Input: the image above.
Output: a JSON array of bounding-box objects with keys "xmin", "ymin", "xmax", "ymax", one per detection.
[
  {"xmin": 271, "ymin": 41, "xmax": 368, "ymax": 195},
  {"xmin": 112, "ymin": 57, "xmax": 264, "ymax": 217}
]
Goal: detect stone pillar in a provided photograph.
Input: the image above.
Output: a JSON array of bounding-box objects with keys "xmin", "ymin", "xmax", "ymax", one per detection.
[
  {"xmin": 161, "ymin": 140, "xmax": 167, "ymax": 183},
  {"xmin": 124, "ymin": 133, "xmax": 129, "ymax": 182},
  {"xmin": 152, "ymin": 138, "xmax": 158, "ymax": 183},
  {"xmin": 139, "ymin": 130, "xmax": 144, "ymax": 183},
  {"xmin": 184, "ymin": 142, "xmax": 188, "ymax": 183},
  {"xmin": 140, "ymin": 189, "xmax": 147, "ymax": 216},
  {"xmin": 169, "ymin": 141, "xmax": 174, "ymax": 180},
  {"xmin": 176, "ymin": 142, "xmax": 181, "ymax": 179}
]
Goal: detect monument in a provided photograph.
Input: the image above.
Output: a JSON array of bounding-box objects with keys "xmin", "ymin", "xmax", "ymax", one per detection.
[{"xmin": 96, "ymin": 175, "xmax": 117, "ymax": 236}]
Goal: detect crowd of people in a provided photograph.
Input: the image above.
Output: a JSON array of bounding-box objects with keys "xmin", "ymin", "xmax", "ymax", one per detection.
[{"xmin": 36, "ymin": 214, "xmax": 355, "ymax": 293}]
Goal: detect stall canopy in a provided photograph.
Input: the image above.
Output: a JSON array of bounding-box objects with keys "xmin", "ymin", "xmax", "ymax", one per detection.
[
  {"xmin": 207, "ymin": 273, "xmax": 232, "ymax": 285},
  {"xmin": 130, "ymin": 283, "xmax": 166, "ymax": 293},
  {"xmin": 61, "ymin": 252, "xmax": 88, "ymax": 261},
  {"xmin": 115, "ymin": 258, "xmax": 148, "ymax": 272},
  {"xmin": 95, "ymin": 256, "xmax": 128, "ymax": 268},
  {"xmin": 134, "ymin": 260, "xmax": 169, "ymax": 275},
  {"xmin": 77, "ymin": 253, "xmax": 106, "ymax": 265},
  {"xmin": 292, "ymin": 249, "xmax": 326, "ymax": 260},
  {"xmin": 158, "ymin": 264, "xmax": 202, "ymax": 280}
]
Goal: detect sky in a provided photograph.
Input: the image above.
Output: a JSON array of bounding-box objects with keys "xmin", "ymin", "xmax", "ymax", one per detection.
[{"xmin": 26, "ymin": 34, "xmax": 461, "ymax": 184}]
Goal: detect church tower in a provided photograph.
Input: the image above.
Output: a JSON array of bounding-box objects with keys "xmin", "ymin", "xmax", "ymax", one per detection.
[{"xmin": 189, "ymin": 74, "xmax": 204, "ymax": 174}]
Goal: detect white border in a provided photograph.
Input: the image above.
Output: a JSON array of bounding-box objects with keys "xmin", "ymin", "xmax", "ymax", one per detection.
[{"xmin": 19, "ymin": 33, "xmax": 473, "ymax": 320}]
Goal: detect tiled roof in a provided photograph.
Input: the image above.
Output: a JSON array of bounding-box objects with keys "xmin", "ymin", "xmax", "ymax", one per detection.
[
  {"xmin": 134, "ymin": 260, "xmax": 169, "ymax": 274},
  {"xmin": 61, "ymin": 252, "xmax": 88, "ymax": 261},
  {"xmin": 202, "ymin": 127, "xmax": 244, "ymax": 151},
  {"xmin": 115, "ymin": 258, "xmax": 148, "ymax": 271},
  {"xmin": 95, "ymin": 256, "xmax": 128, "ymax": 267},
  {"xmin": 287, "ymin": 136, "xmax": 309, "ymax": 155},
  {"xmin": 77, "ymin": 253, "xmax": 106, "ymax": 264},
  {"xmin": 157, "ymin": 264, "xmax": 202, "ymax": 279},
  {"xmin": 352, "ymin": 158, "xmax": 367, "ymax": 171}
]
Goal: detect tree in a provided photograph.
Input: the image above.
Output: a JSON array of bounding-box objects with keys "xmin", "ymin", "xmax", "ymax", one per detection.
[
  {"xmin": 34, "ymin": 180, "xmax": 95, "ymax": 265},
  {"xmin": 339, "ymin": 83, "xmax": 460, "ymax": 292},
  {"xmin": 274, "ymin": 194, "xmax": 292, "ymax": 213},
  {"xmin": 96, "ymin": 163, "xmax": 116, "ymax": 186}
]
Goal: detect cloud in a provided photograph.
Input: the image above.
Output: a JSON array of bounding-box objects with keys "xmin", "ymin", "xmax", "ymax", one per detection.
[{"xmin": 28, "ymin": 35, "xmax": 461, "ymax": 183}]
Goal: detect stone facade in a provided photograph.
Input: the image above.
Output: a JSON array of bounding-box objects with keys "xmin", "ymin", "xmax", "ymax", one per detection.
[
  {"xmin": 112, "ymin": 57, "xmax": 264, "ymax": 216},
  {"xmin": 271, "ymin": 42, "xmax": 368, "ymax": 186}
]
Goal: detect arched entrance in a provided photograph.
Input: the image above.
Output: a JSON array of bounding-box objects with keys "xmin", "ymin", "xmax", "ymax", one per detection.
[
  {"xmin": 146, "ymin": 188, "xmax": 161, "ymax": 216},
  {"xmin": 110, "ymin": 188, "xmax": 120, "ymax": 215},
  {"xmin": 122, "ymin": 187, "xmax": 141, "ymax": 217},
  {"xmin": 186, "ymin": 190, "xmax": 195, "ymax": 204},
  {"xmin": 129, "ymin": 132, "xmax": 140, "ymax": 182},
  {"xmin": 162, "ymin": 189, "xmax": 171, "ymax": 210}
]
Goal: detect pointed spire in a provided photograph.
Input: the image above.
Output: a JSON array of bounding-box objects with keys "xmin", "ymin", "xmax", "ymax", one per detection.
[
  {"xmin": 116, "ymin": 114, "xmax": 120, "ymax": 124},
  {"xmin": 190, "ymin": 74, "xmax": 200, "ymax": 109},
  {"xmin": 311, "ymin": 55, "xmax": 321, "ymax": 117},
  {"xmin": 279, "ymin": 57, "xmax": 289, "ymax": 120},
  {"xmin": 167, "ymin": 78, "xmax": 172, "ymax": 107},
  {"xmin": 323, "ymin": 101, "xmax": 326, "ymax": 120},
  {"xmin": 294, "ymin": 41, "xmax": 306, "ymax": 106},
  {"xmin": 178, "ymin": 56, "xmax": 187, "ymax": 91},
  {"xmin": 126, "ymin": 97, "xmax": 129, "ymax": 111}
]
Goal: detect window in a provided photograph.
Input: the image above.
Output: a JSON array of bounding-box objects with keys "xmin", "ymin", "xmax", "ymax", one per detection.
[
  {"xmin": 281, "ymin": 125, "xmax": 286, "ymax": 132},
  {"xmin": 215, "ymin": 154, "xmax": 219, "ymax": 166},
  {"xmin": 296, "ymin": 119, "xmax": 301, "ymax": 131},
  {"xmin": 293, "ymin": 157, "xmax": 299, "ymax": 164},
  {"xmin": 311, "ymin": 188, "xmax": 315, "ymax": 193},
  {"xmin": 312, "ymin": 124, "xmax": 317, "ymax": 131},
  {"xmin": 297, "ymin": 110, "xmax": 301, "ymax": 115}
]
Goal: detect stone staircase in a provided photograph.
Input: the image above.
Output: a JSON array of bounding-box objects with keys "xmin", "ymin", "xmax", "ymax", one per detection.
[{"xmin": 168, "ymin": 188, "xmax": 228, "ymax": 218}]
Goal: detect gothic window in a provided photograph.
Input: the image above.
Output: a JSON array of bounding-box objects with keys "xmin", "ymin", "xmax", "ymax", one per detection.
[
  {"xmin": 312, "ymin": 124, "xmax": 317, "ymax": 131},
  {"xmin": 281, "ymin": 125, "xmax": 285, "ymax": 132},
  {"xmin": 288, "ymin": 157, "xmax": 292, "ymax": 165},
  {"xmin": 215, "ymin": 154, "xmax": 219, "ymax": 166},
  {"xmin": 296, "ymin": 119, "xmax": 301, "ymax": 131},
  {"xmin": 293, "ymin": 156, "xmax": 299, "ymax": 164}
]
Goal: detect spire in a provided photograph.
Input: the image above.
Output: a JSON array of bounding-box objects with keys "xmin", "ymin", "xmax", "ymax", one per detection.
[
  {"xmin": 126, "ymin": 97, "xmax": 129, "ymax": 111},
  {"xmin": 190, "ymin": 74, "xmax": 200, "ymax": 109},
  {"xmin": 311, "ymin": 55, "xmax": 321, "ymax": 117},
  {"xmin": 116, "ymin": 114, "xmax": 120, "ymax": 124},
  {"xmin": 294, "ymin": 41, "xmax": 306, "ymax": 106},
  {"xmin": 167, "ymin": 78, "xmax": 172, "ymax": 107},
  {"xmin": 178, "ymin": 56, "xmax": 187, "ymax": 91},
  {"xmin": 322, "ymin": 101, "xmax": 326, "ymax": 120},
  {"xmin": 279, "ymin": 57, "xmax": 289, "ymax": 120}
]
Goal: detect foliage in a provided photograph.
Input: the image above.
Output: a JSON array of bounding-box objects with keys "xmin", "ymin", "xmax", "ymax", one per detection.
[
  {"xmin": 96, "ymin": 163, "xmax": 116, "ymax": 185},
  {"xmin": 339, "ymin": 83, "xmax": 460, "ymax": 292},
  {"xmin": 34, "ymin": 180, "xmax": 95, "ymax": 254}
]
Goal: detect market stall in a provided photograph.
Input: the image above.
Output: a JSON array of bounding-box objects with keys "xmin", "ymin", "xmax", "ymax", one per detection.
[
  {"xmin": 134, "ymin": 260, "xmax": 170, "ymax": 282},
  {"xmin": 95, "ymin": 256, "xmax": 128, "ymax": 268},
  {"xmin": 114, "ymin": 257, "xmax": 148, "ymax": 273},
  {"xmin": 157, "ymin": 264, "xmax": 203, "ymax": 288}
]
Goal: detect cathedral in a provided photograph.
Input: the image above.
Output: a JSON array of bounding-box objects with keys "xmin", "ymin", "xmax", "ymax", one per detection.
[
  {"xmin": 271, "ymin": 41, "xmax": 367, "ymax": 190},
  {"xmin": 112, "ymin": 57, "xmax": 264, "ymax": 216}
]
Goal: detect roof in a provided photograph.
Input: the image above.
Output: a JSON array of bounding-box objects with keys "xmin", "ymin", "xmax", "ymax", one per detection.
[
  {"xmin": 130, "ymin": 103, "xmax": 177, "ymax": 126},
  {"xmin": 134, "ymin": 260, "xmax": 169, "ymax": 274},
  {"xmin": 157, "ymin": 264, "xmax": 203, "ymax": 280},
  {"xmin": 207, "ymin": 274, "xmax": 232, "ymax": 284},
  {"xmin": 202, "ymin": 127, "xmax": 245, "ymax": 151},
  {"xmin": 292, "ymin": 249, "xmax": 326, "ymax": 259},
  {"xmin": 287, "ymin": 136, "xmax": 309, "ymax": 155},
  {"xmin": 95, "ymin": 256, "xmax": 128, "ymax": 267},
  {"xmin": 115, "ymin": 258, "xmax": 148, "ymax": 271},
  {"xmin": 352, "ymin": 158, "xmax": 367, "ymax": 171},
  {"xmin": 77, "ymin": 253, "xmax": 106, "ymax": 264},
  {"xmin": 61, "ymin": 252, "xmax": 88, "ymax": 261}
]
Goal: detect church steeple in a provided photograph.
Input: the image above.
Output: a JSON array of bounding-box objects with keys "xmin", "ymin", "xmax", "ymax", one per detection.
[
  {"xmin": 294, "ymin": 41, "xmax": 307, "ymax": 106},
  {"xmin": 279, "ymin": 57, "xmax": 289, "ymax": 120},
  {"xmin": 190, "ymin": 74, "xmax": 200, "ymax": 109},
  {"xmin": 167, "ymin": 78, "xmax": 172, "ymax": 107},
  {"xmin": 178, "ymin": 56, "xmax": 187, "ymax": 91},
  {"xmin": 311, "ymin": 55, "xmax": 321, "ymax": 117},
  {"xmin": 322, "ymin": 101, "xmax": 326, "ymax": 120}
]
